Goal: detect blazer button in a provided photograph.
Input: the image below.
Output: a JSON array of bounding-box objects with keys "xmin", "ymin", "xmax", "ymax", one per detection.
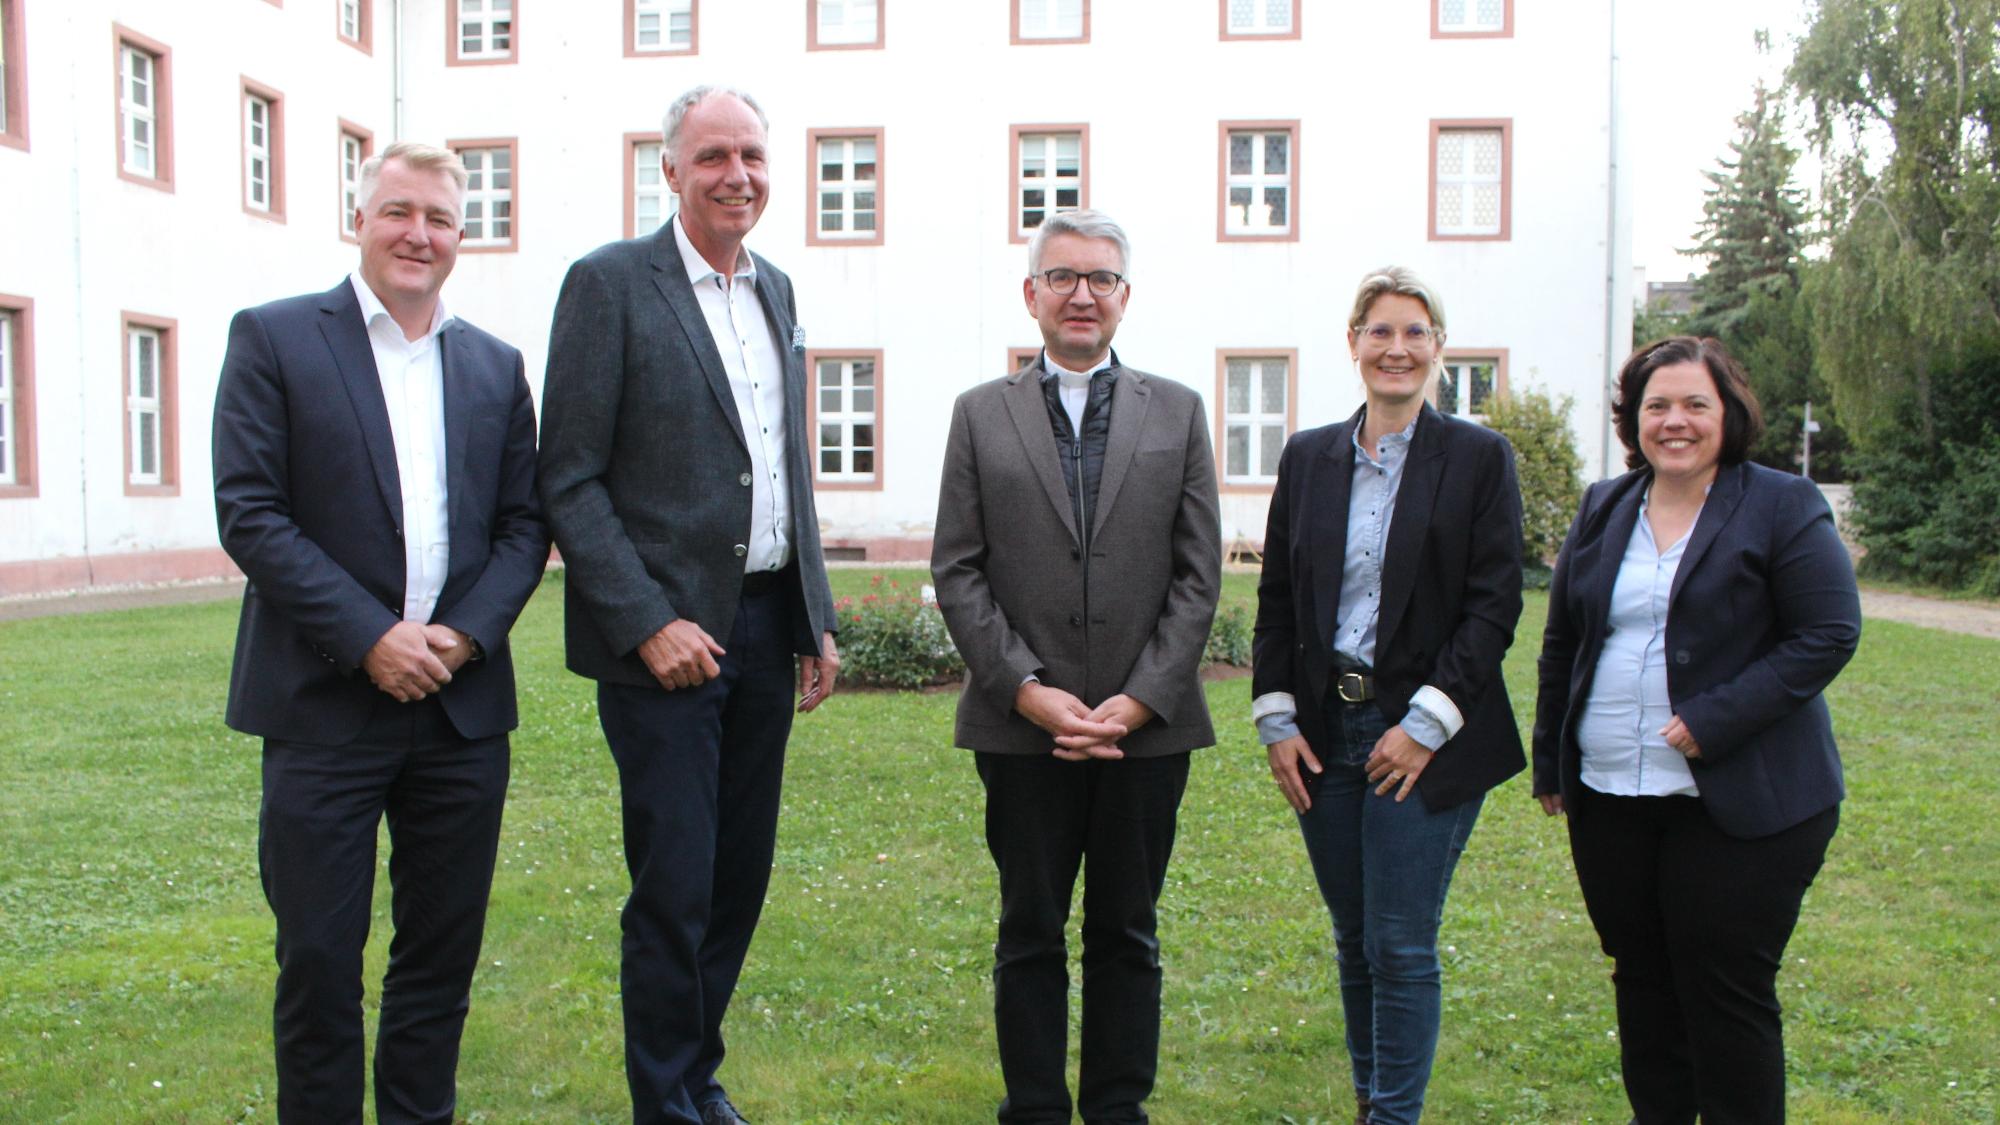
[
  {"xmin": 1674, "ymin": 650, "xmax": 1690, "ymax": 665},
  {"xmin": 1069, "ymin": 614, "xmax": 1083, "ymax": 626},
  {"xmin": 734, "ymin": 544, "xmax": 748, "ymax": 558},
  {"xmin": 739, "ymin": 472, "xmax": 753, "ymax": 486}
]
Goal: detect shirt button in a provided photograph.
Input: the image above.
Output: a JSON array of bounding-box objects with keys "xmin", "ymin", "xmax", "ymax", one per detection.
[
  {"xmin": 739, "ymin": 473, "xmax": 752, "ymax": 486},
  {"xmin": 734, "ymin": 544, "xmax": 748, "ymax": 557}
]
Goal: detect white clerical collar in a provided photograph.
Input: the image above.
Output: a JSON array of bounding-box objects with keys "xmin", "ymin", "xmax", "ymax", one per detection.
[
  {"xmin": 1043, "ymin": 352, "xmax": 1113, "ymax": 389},
  {"xmin": 349, "ymin": 272, "xmax": 452, "ymax": 340},
  {"xmin": 674, "ymin": 213, "xmax": 757, "ymax": 287}
]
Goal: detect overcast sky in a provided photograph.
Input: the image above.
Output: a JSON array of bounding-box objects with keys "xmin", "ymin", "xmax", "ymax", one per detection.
[{"xmin": 1622, "ymin": 0, "xmax": 1815, "ymax": 286}]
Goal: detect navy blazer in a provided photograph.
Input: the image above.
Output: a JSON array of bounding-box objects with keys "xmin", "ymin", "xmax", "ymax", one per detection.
[
  {"xmin": 1253, "ymin": 404, "xmax": 1526, "ymax": 811},
  {"xmin": 1531, "ymin": 461, "xmax": 1861, "ymax": 838},
  {"xmin": 537, "ymin": 226, "xmax": 839, "ymax": 685},
  {"xmin": 214, "ymin": 280, "xmax": 549, "ymax": 744}
]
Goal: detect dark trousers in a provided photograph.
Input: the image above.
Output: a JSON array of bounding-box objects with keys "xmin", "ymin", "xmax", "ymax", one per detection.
[
  {"xmin": 1568, "ymin": 788, "xmax": 1838, "ymax": 1125},
  {"xmin": 975, "ymin": 750, "xmax": 1192, "ymax": 1125},
  {"xmin": 598, "ymin": 587, "xmax": 797, "ymax": 1125},
  {"xmin": 260, "ymin": 696, "xmax": 509, "ymax": 1125}
]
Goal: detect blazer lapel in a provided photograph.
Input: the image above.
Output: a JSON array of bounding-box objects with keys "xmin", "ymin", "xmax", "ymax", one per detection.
[
  {"xmin": 649, "ymin": 228, "xmax": 748, "ymax": 451},
  {"xmin": 438, "ymin": 322, "xmax": 475, "ymax": 544},
  {"xmin": 1088, "ymin": 366, "xmax": 1150, "ymax": 542},
  {"xmin": 1308, "ymin": 408, "xmax": 1362, "ymax": 650},
  {"xmin": 317, "ymin": 284, "xmax": 403, "ymax": 531},
  {"xmin": 1670, "ymin": 461, "xmax": 1746, "ymax": 604},
  {"xmin": 1001, "ymin": 362, "xmax": 1080, "ymax": 546},
  {"xmin": 1584, "ymin": 478, "xmax": 1647, "ymax": 635},
  {"xmin": 1377, "ymin": 405, "xmax": 1446, "ymax": 650}
]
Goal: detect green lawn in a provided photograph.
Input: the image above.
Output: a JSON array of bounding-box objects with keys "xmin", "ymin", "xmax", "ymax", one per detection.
[{"xmin": 1, "ymin": 570, "xmax": 1994, "ymax": 1123}]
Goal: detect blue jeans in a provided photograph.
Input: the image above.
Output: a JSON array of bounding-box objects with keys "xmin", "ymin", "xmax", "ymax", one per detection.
[{"xmin": 1296, "ymin": 701, "xmax": 1484, "ymax": 1125}]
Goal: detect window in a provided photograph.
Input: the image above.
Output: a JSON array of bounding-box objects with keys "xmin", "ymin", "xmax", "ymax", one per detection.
[
  {"xmin": 1012, "ymin": 0, "xmax": 1086, "ymax": 42},
  {"xmin": 1010, "ymin": 126, "xmax": 1086, "ymax": 243},
  {"xmin": 114, "ymin": 27, "xmax": 173, "ymax": 190},
  {"xmin": 123, "ymin": 313, "xmax": 178, "ymax": 495},
  {"xmin": 338, "ymin": 121, "xmax": 373, "ymax": 241},
  {"xmin": 1216, "ymin": 351, "xmax": 1295, "ymax": 489},
  {"xmin": 625, "ymin": 132, "xmax": 676, "ymax": 238},
  {"xmin": 453, "ymin": 140, "xmax": 517, "ymax": 251},
  {"xmin": 1434, "ymin": 0, "xmax": 1512, "ymax": 37},
  {"xmin": 1220, "ymin": 0, "xmax": 1297, "ymax": 38},
  {"xmin": 337, "ymin": 0, "xmax": 372, "ymax": 52},
  {"xmin": 806, "ymin": 129, "xmax": 882, "ymax": 246},
  {"xmin": 241, "ymin": 79, "xmax": 285, "ymax": 221},
  {"xmin": 449, "ymin": 0, "xmax": 514, "ymax": 64},
  {"xmin": 628, "ymin": 0, "xmax": 694, "ymax": 54},
  {"xmin": 1009, "ymin": 347, "xmax": 1040, "ymax": 372},
  {"xmin": 0, "ymin": 294, "xmax": 32, "ymax": 495},
  {"xmin": 1219, "ymin": 122, "xmax": 1298, "ymax": 240},
  {"xmin": 1, "ymin": 0, "xmax": 28, "ymax": 150},
  {"xmin": 1430, "ymin": 120, "xmax": 1510, "ymax": 240},
  {"xmin": 809, "ymin": 0, "xmax": 880, "ymax": 48},
  {"xmin": 1436, "ymin": 350, "xmax": 1507, "ymax": 423},
  {"xmin": 809, "ymin": 351, "xmax": 882, "ymax": 489}
]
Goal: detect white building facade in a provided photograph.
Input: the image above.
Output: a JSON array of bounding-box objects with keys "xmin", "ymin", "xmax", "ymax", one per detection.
[{"xmin": 0, "ymin": 0, "xmax": 1631, "ymax": 593}]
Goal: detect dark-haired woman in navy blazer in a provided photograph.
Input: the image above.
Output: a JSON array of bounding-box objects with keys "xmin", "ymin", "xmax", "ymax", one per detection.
[{"xmin": 1533, "ymin": 336, "xmax": 1861, "ymax": 1124}]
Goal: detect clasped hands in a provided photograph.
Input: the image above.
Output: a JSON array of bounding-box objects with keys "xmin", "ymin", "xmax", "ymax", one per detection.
[
  {"xmin": 362, "ymin": 620, "xmax": 473, "ymax": 702},
  {"xmin": 1015, "ymin": 681, "xmax": 1153, "ymax": 761},
  {"xmin": 638, "ymin": 618, "xmax": 841, "ymax": 712}
]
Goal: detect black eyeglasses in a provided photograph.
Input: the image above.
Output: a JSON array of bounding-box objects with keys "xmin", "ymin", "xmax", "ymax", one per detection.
[{"xmin": 1036, "ymin": 268, "xmax": 1125, "ymax": 297}]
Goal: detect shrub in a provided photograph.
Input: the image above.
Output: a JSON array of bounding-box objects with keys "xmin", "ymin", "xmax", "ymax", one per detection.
[
  {"xmin": 835, "ymin": 579, "xmax": 964, "ymax": 690},
  {"xmin": 1204, "ymin": 600, "xmax": 1252, "ymax": 667},
  {"xmin": 1485, "ymin": 384, "xmax": 1583, "ymax": 567}
]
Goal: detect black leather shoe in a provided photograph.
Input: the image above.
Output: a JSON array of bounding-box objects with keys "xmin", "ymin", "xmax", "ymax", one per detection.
[{"xmin": 699, "ymin": 1097, "xmax": 750, "ymax": 1125}]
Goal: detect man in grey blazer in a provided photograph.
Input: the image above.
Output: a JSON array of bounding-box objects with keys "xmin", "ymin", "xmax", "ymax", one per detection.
[
  {"xmin": 537, "ymin": 85, "xmax": 839, "ymax": 1125},
  {"xmin": 932, "ymin": 210, "xmax": 1222, "ymax": 1125}
]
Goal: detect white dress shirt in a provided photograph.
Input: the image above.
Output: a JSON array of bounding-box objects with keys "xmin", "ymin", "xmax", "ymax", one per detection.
[
  {"xmin": 350, "ymin": 272, "xmax": 452, "ymax": 624},
  {"xmin": 1576, "ymin": 491, "xmax": 1703, "ymax": 797},
  {"xmin": 675, "ymin": 215, "xmax": 792, "ymax": 575}
]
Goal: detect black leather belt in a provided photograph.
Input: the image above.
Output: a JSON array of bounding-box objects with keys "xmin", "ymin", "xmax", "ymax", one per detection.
[
  {"xmin": 1334, "ymin": 671, "xmax": 1376, "ymax": 704},
  {"xmin": 742, "ymin": 563, "xmax": 794, "ymax": 598}
]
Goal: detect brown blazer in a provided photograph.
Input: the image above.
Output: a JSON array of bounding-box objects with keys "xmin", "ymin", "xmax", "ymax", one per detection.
[{"xmin": 931, "ymin": 360, "xmax": 1223, "ymax": 756}]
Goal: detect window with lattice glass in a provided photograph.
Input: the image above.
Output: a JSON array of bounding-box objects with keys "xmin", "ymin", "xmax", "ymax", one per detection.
[
  {"xmin": 340, "ymin": 0, "xmax": 364, "ymax": 42},
  {"xmin": 459, "ymin": 146, "xmax": 513, "ymax": 245},
  {"xmin": 457, "ymin": 0, "xmax": 512, "ymax": 58},
  {"xmin": 245, "ymin": 94, "xmax": 274, "ymax": 212},
  {"xmin": 634, "ymin": 0, "xmax": 693, "ymax": 51},
  {"xmin": 1018, "ymin": 0, "xmax": 1083, "ymax": 39},
  {"xmin": 1225, "ymin": 130, "xmax": 1291, "ymax": 235},
  {"xmin": 1437, "ymin": 0, "xmax": 1505, "ymax": 33},
  {"xmin": 1437, "ymin": 356, "xmax": 1497, "ymax": 421},
  {"xmin": 1018, "ymin": 132, "xmax": 1081, "ymax": 234},
  {"xmin": 633, "ymin": 141, "xmax": 675, "ymax": 237},
  {"xmin": 815, "ymin": 357, "xmax": 877, "ymax": 482},
  {"xmin": 120, "ymin": 45, "xmax": 159, "ymax": 178},
  {"xmin": 127, "ymin": 327, "xmax": 163, "ymax": 486},
  {"xmin": 1226, "ymin": 0, "xmax": 1291, "ymax": 35},
  {"xmin": 816, "ymin": 136, "xmax": 878, "ymax": 238},
  {"xmin": 817, "ymin": 0, "xmax": 878, "ymax": 44},
  {"xmin": 1435, "ymin": 128, "xmax": 1502, "ymax": 235},
  {"xmin": 1223, "ymin": 356, "xmax": 1288, "ymax": 484},
  {"xmin": 341, "ymin": 132, "xmax": 366, "ymax": 236}
]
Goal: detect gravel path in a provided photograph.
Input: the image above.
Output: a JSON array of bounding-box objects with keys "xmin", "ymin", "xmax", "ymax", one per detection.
[{"xmin": 1858, "ymin": 590, "xmax": 2000, "ymax": 640}]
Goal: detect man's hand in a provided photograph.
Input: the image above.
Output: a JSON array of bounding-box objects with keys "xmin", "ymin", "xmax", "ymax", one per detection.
[
  {"xmin": 1055, "ymin": 694, "xmax": 1154, "ymax": 762},
  {"xmin": 1268, "ymin": 735, "xmax": 1323, "ymax": 814},
  {"xmin": 423, "ymin": 624, "xmax": 475, "ymax": 675},
  {"xmin": 1015, "ymin": 681, "xmax": 1128, "ymax": 761},
  {"xmin": 638, "ymin": 619, "xmax": 726, "ymax": 691},
  {"xmin": 363, "ymin": 620, "xmax": 453, "ymax": 702},
  {"xmin": 1364, "ymin": 723, "xmax": 1435, "ymax": 803},
  {"xmin": 798, "ymin": 631, "xmax": 840, "ymax": 713}
]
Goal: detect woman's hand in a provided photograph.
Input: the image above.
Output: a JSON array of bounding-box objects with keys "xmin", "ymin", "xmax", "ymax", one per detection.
[
  {"xmin": 1366, "ymin": 724, "xmax": 1434, "ymax": 803},
  {"xmin": 1268, "ymin": 735, "xmax": 1322, "ymax": 814},
  {"xmin": 1536, "ymin": 792, "xmax": 1566, "ymax": 816},
  {"xmin": 1660, "ymin": 715, "xmax": 1704, "ymax": 760}
]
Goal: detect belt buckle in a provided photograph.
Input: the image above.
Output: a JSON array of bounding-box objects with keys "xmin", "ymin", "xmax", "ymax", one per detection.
[{"xmin": 1336, "ymin": 672, "xmax": 1368, "ymax": 704}]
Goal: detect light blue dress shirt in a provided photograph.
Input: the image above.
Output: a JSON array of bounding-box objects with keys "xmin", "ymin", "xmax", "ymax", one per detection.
[{"xmin": 1576, "ymin": 491, "xmax": 1702, "ymax": 797}]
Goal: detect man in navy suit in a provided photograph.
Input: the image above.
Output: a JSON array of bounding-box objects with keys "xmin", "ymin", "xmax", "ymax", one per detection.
[{"xmin": 213, "ymin": 141, "xmax": 548, "ymax": 1125}]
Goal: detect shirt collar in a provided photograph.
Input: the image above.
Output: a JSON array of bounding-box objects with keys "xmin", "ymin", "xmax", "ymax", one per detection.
[
  {"xmin": 1352, "ymin": 408, "xmax": 1420, "ymax": 461},
  {"xmin": 674, "ymin": 213, "xmax": 757, "ymax": 288},
  {"xmin": 349, "ymin": 272, "xmax": 452, "ymax": 341},
  {"xmin": 1042, "ymin": 350, "xmax": 1115, "ymax": 388}
]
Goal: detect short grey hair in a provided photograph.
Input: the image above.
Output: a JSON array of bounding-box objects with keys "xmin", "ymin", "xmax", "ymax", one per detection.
[
  {"xmin": 1027, "ymin": 210, "xmax": 1133, "ymax": 279},
  {"xmin": 661, "ymin": 85, "xmax": 770, "ymax": 170},
  {"xmin": 1348, "ymin": 265, "xmax": 1446, "ymax": 334},
  {"xmin": 356, "ymin": 141, "xmax": 468, "ymax": 215}
]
